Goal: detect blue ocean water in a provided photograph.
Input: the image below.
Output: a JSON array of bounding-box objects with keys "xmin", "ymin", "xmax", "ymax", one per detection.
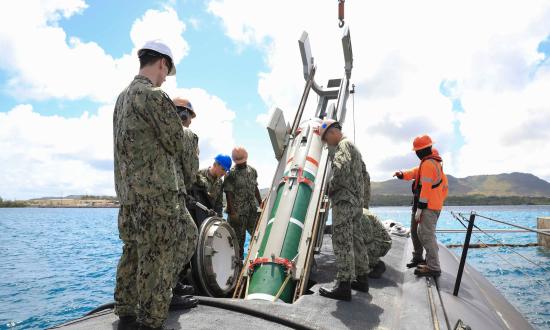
[{"xmin": 0, "ymin": 205, "xmax": 549, "ymax": 329}]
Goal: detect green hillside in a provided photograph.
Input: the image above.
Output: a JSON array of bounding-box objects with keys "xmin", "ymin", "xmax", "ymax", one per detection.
[{"xmin": 372, "ymin": 172, "xmax": 550, "ymax": 198}]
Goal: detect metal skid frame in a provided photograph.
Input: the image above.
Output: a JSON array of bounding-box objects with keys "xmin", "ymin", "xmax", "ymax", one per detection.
[{"xmin": 234, "ymin": 27, "xmax": 354, "ymax": 303}]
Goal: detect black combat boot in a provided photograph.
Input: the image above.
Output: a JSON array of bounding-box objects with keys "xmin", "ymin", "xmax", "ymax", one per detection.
[
  {"xmin": 406, "ymin": 258, "xmax": 426, "ymax": 268},
  {"xmin": 319, "ymin": 281, "xmax": 352, "ymax": 301},
  {"xmin": 117, "ymin": 315, "xmax": 137, "ymax": 330},
  {"xmin": 351, "ymin": 274, "xmax": 369, "ymax": 292},
  {"xmin": 169, "ymin": 295, "xmax": 199, "ymax": 310},
  {"xmin": 368, "ymin": 260, "xmax": 386, "ymax": 279},
  {"xmin": 173, "ymin": 282, "xmax": 195, "ymax": 296}
]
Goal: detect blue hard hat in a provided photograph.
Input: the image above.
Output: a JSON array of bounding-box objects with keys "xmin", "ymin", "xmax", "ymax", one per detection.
[{"xmin": 215, "ymin": 154, "xmax": 232, "ymax": 172}]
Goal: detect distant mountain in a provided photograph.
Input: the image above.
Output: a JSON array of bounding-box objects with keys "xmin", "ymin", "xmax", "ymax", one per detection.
[{"xmin": 372, "ymin": 172, "xmax": 550, "ymax": 197}]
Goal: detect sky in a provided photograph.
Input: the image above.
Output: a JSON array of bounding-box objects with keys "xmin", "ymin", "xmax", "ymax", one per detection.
[{"xmin": 0, "ymin": 0, "xmax": 549, "ymax": 199}]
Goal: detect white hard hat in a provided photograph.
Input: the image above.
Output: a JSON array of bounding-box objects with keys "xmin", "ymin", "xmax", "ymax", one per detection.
[{"xmin": 138, "ymin": 40, "xmax": 176, "ymax": 76}]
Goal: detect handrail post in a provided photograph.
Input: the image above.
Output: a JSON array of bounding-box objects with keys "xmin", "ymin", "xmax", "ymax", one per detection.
[{"xmin": 453, "ymin": 212, "xmax": 476, "ymax": 296}]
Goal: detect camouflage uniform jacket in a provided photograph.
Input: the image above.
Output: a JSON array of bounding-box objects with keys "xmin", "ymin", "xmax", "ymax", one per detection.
[
  {"xmin": 195, "ymin": 167, "xmax": 223, "ymax": 215},
  {"xmin": 113, "ymin": 75, "xmax": 189, "ymax": 205},
  {"xmin": 361, "ymin": 160, "xmax": 371, "ymax": 208},
  {"xmin": 178, "ymin": 128, "xmax": 199, "ymax": 191},
  {"xmin": 329, "ymin": 138, "xmax": 365, "ymax": 207},
  {"xmin": 223, "ymin": 165, "xmax": 259, "ymax": 212},
  {"xmin": 363, "ymin": 209, "xmax": 392, "ymax": 246}
]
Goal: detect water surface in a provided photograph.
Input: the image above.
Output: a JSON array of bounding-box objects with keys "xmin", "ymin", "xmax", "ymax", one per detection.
[{"xmin": 1, "ymin": 206, "xmax": 549, "ymax": 329}]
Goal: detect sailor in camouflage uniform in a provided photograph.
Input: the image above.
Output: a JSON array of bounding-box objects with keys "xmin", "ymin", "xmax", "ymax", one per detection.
[
  {"xmin": 113, "ymin": 40, "xmax": 198, "ymax": 330},
  {"xmin": 191, "ymin": 154, "xmax": 232, "ymax": 220},
  {"xmin": 361, "ymin": 160, "xmax": 371, "ymax": 209},
  {"xmin": 223, "ymin": 147, "xmax": 263, "ymax": 259},
  {"xmin": 172, "ymin": 105, "xmax": 200, "ymax": 297},
  {"xmin": 362, "ymin": 209, "xmax": 392, "ymax": 278},
  {"xmin": 318, "ymin": 119, "xmax": 370, "ymax": 301}
]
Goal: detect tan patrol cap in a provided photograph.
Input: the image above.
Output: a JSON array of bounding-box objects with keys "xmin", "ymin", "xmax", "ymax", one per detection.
[{"xmin": 173, "ymin": 97, "xmax": 196, "ymax": 118}]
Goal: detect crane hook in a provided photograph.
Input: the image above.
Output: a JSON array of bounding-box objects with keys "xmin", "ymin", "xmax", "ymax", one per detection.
[{"xmin": 338, "ymin": 0, "xmax": 345, "ymax": 28}]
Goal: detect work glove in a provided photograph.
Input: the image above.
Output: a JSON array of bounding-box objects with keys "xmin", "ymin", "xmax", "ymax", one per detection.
[
  {"xmin": 393, "ymin": 171, "xmax": 404, "ymax": 179},
  {"xmin": 186, "ymin": 194, "xmax": 197, "ymax": 206},
  {"xmin": 414, "ymin": 208, "xmax": 423, "ymax": 223}
]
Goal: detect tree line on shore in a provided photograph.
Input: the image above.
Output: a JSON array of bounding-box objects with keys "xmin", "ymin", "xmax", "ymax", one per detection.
[
  {"xmin": 2, "ymin": 194, "xmax": 550, "ymax": 208},
  {"xmin": 370, "ymin": 194, "xmax": 550, "ymax": 206}
]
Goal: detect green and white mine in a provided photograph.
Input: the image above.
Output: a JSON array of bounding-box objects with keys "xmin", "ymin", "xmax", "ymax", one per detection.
[{"xmin": 247, "ymin": 119, "xmax": 325, "ymax": 303}]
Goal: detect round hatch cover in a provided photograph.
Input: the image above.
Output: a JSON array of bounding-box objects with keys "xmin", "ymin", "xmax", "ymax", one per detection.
[{"xmin": 192, "ymin": 216, "xmax": 241, "ymax": 297}]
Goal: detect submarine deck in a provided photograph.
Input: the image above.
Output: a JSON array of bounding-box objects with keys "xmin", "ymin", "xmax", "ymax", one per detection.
[{"xmin": 52, "ymin": 234, "xmax": 532, "ymax": 330}]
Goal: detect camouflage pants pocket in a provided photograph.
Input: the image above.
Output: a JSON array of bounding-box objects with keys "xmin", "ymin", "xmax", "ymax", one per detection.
[
  {"xmin": 117, "ymin": 204, "xmax": 135, "ymax": 242},
  {"xmin": 331, "ymin": 202, "xmax": 369, "ymax": 281}
]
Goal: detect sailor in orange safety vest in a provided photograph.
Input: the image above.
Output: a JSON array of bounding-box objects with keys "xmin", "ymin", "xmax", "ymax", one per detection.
[{"xmin": 393, "ymin": 135, "xmax": 448, "ymax": 277}]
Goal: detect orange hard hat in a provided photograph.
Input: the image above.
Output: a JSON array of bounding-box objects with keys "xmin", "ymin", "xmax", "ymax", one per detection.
[
  {"xmin": 231, "ymin": 146, "xmax": 248, "ymax": 164},
  {"xmin": 172, "ymin": 97, "xmax": 196, "ymax": 118},
  {"xmin": 412, "ymin": 134, "xmax": 433, "ymax": 151}
]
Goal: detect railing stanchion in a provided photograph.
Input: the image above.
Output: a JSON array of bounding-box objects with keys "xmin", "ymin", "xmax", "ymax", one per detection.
[{"xmin": 453, "ymin": 211, "xmax": 476, "ymax": 296}]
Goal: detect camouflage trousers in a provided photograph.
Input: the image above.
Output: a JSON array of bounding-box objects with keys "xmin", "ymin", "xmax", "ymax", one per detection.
[
  {"xmin": 332, "ymin": 201, "xmax": 370, "ymax": 281},
  {"xmin": 114, "ymin": 192, "xmax": 198, "ymax": 328},
  {"xmin": 367, "ymin": 240, "xmax": 392, "ymax": 268},
  {"xmin": 229, "ymin": 206, "xmax": 258, "ymax": 260}
]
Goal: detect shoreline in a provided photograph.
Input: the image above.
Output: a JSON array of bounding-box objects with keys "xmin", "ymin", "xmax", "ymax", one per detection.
[{"xmin": 3, "ymin": 204, "xmax": 550, "ymax": 209}]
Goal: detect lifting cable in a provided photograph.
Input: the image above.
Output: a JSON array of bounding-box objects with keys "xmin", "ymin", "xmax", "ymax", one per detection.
[{"xmin": 451, "ymin": 212, "xmax": 550, "ymax": 291}]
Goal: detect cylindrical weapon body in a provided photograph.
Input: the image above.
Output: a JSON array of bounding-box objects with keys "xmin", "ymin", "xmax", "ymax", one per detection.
[{"xmin": 247, "ymin": 119, "xmax": 323, "ymax": 302}]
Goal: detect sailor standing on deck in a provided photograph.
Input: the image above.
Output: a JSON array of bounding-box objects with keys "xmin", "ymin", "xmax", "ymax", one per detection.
[
  {"xmin": 224, "ymin": 147, "xmax": 263, "ymax": 259},
  {"xmin": 393, "ymin": 136, "xmax": 448, "ymax": 277},
  {"xmin": 318, "ymin": 119, "xmax": 370, "ymax": 301},
  {"xmin": 171, "ymin": 96, "xmax": 201, "ymax": 298},
  {"xmin": 113, "ymin": 40, "xmax": 198, "ymax": 330}
]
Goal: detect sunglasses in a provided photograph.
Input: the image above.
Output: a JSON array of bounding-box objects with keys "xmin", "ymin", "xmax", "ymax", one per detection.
[{"xmin": 176, "ymin": 106, "xmax": 192, "ymax": 120}]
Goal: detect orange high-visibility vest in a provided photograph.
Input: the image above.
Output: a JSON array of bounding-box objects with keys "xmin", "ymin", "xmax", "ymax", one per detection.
[{"xmin": 402, "ymin": 158, "xmax": 448, "ymax": 210}]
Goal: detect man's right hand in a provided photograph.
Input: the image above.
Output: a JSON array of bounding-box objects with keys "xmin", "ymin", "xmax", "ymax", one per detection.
[
  {"xmin": 186, "ymin": 194, "xmax": 197, "ymax": 206},
  {"xmin": 393, "ymin": 171, "xmax": 403, "ymax": 179}
]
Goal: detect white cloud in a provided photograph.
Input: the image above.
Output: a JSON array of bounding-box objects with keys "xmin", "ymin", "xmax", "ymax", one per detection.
[
  {"xmin": 0, "ymin": 87, "xmax": 236, "ymax": 199},
  {"xmin": 0, "ymin": 3, "xmax": 238, "ymax": 198},
  {"xmin": 0, "ymin": 3, "xmax": 188, "ymax": 103},
  {"xmin": 209, "ymin": 0, "xmax": 550, "ymax": 182},
  {"xmin": 0, "ymin": 104, "xmax": 114, "ymax": 199},
  {"xmin": 163, "ymin": 83, "xmax": 237, "ymax": 168}
]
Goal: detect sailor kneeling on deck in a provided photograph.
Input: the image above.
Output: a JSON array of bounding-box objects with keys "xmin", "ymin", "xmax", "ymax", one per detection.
[
  {"xmin": 362, "ymin": 209, "xmax": 392, "ymax": 278},
  {"xmin": 318, "ymin": 119, "xmax": 370, "ymax": 301}
]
